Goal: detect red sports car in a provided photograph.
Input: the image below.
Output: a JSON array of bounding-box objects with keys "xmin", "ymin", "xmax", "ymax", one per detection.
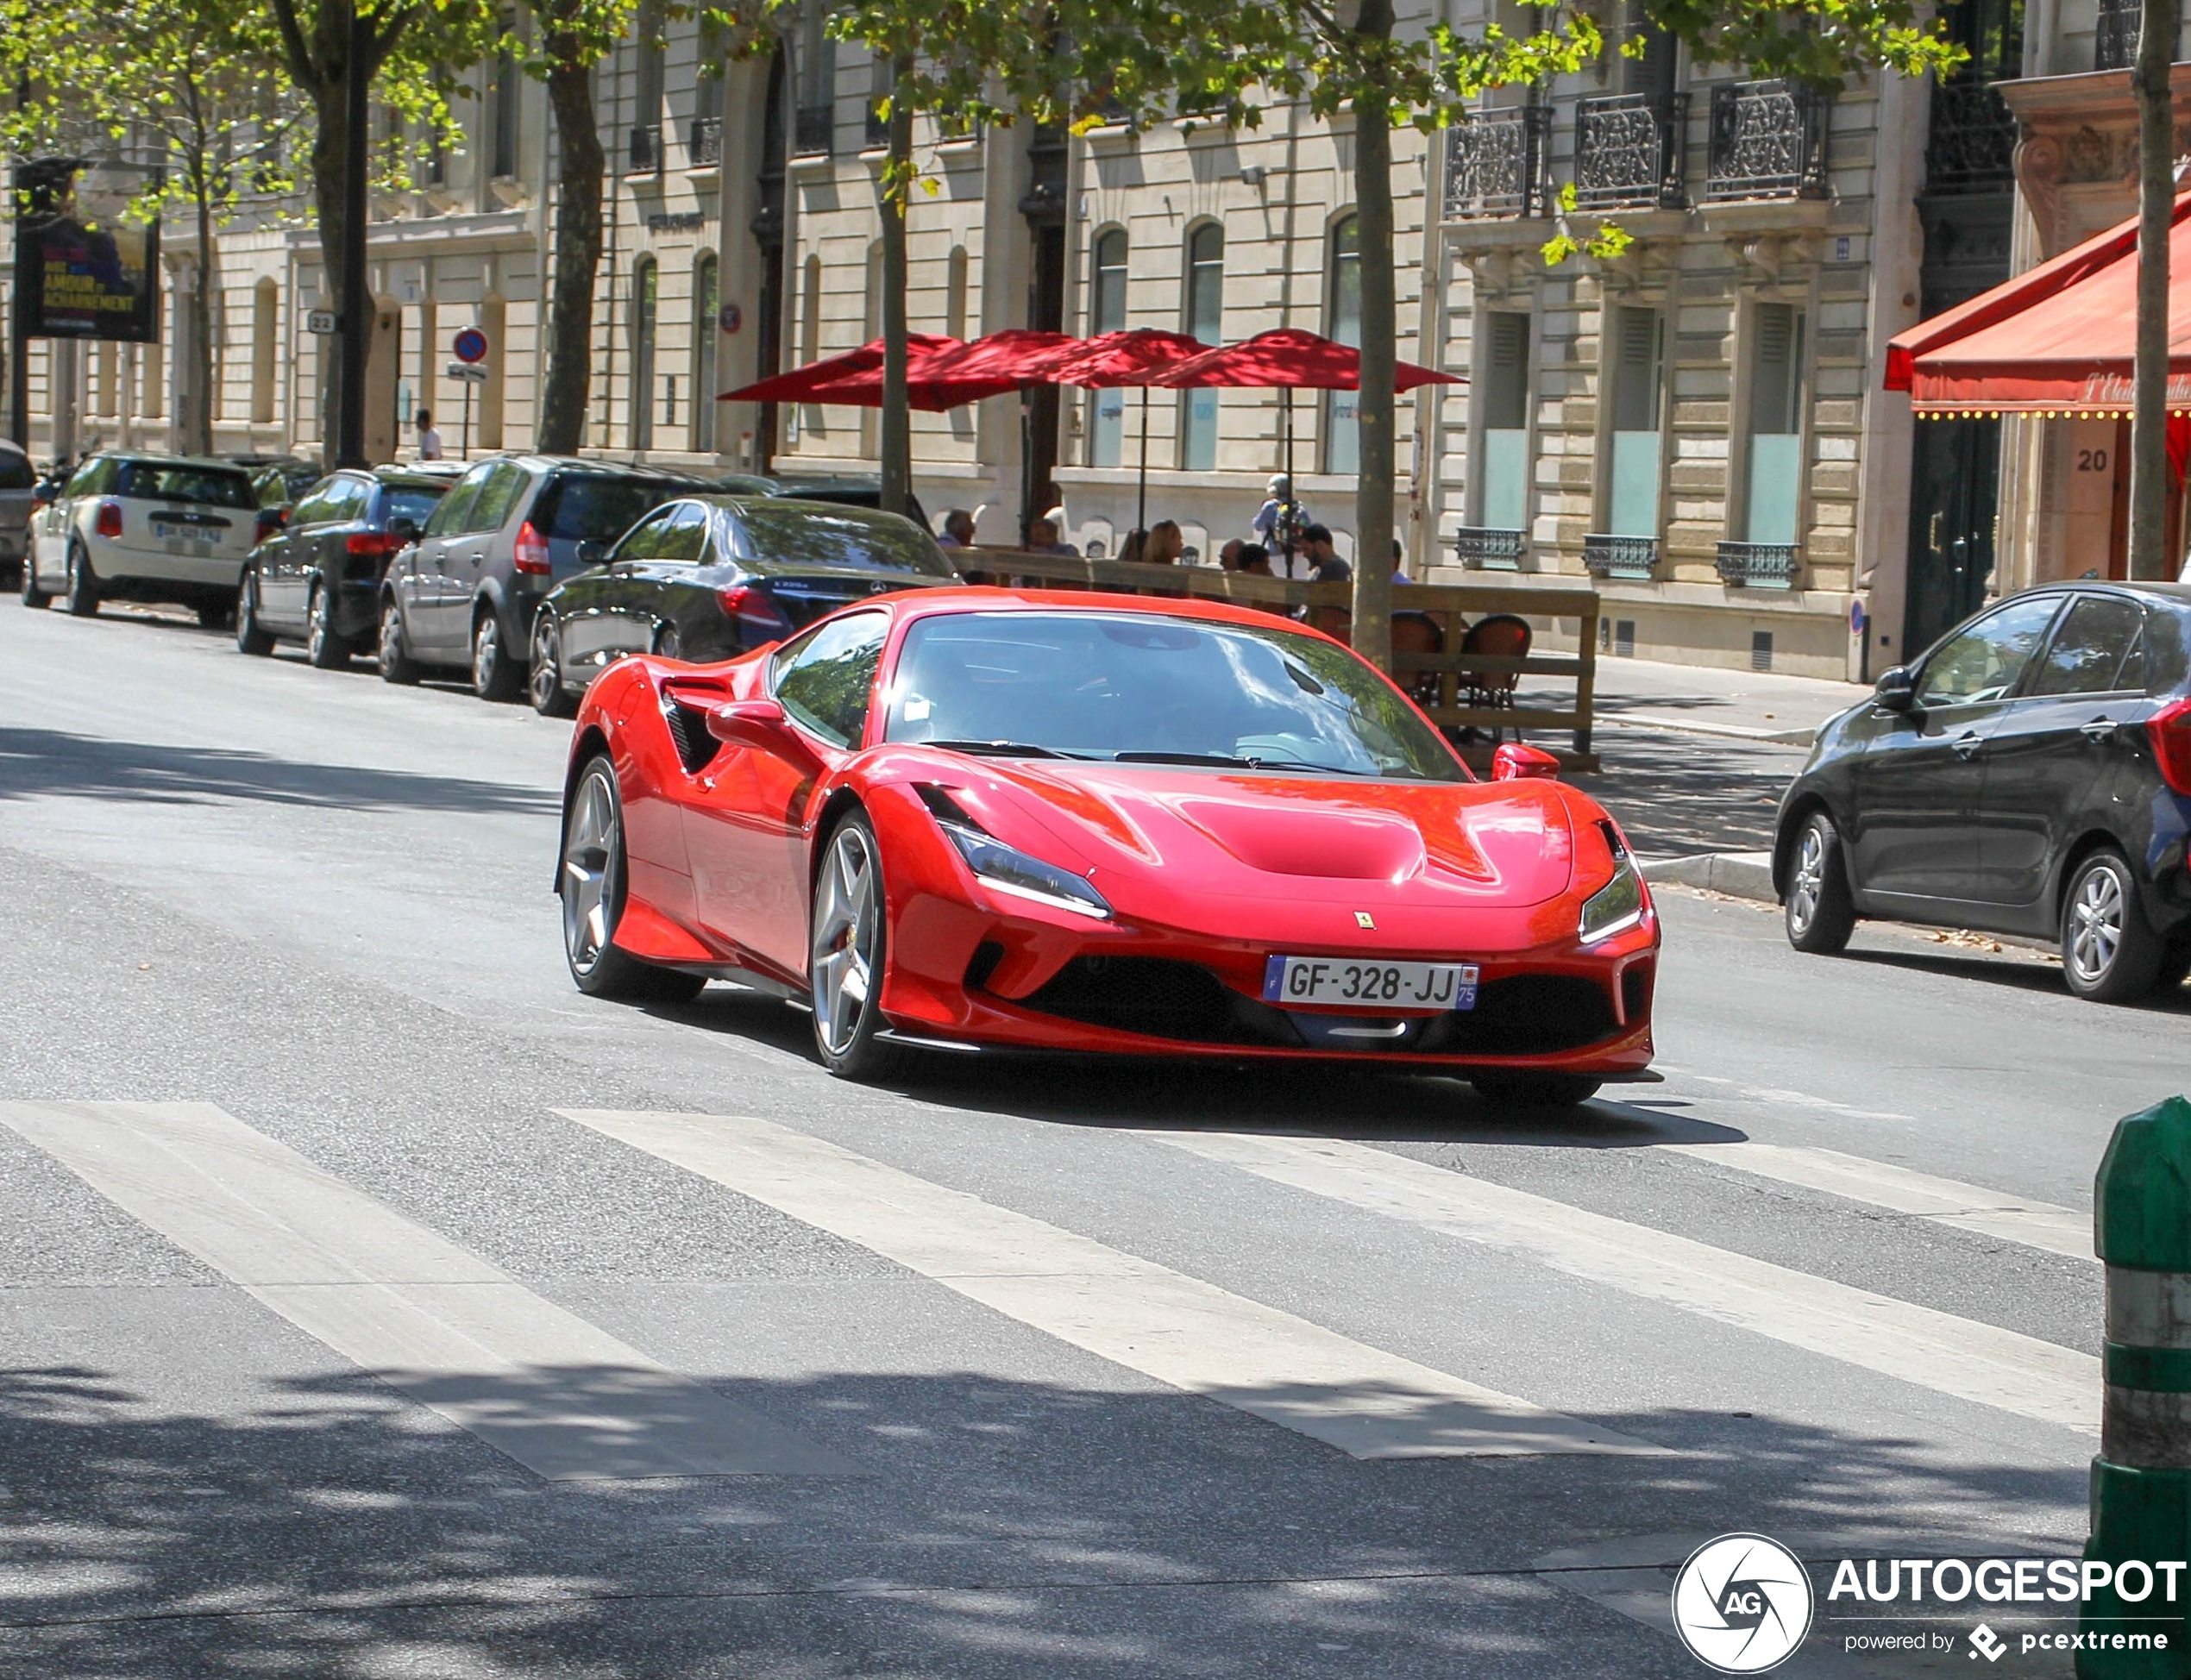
[{"xmin": 556, "ymin": 588, "xmax": 1657, "ymax": 1106}]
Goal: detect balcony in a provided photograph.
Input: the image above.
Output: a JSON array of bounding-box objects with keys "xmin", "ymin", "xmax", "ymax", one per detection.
[
  {"xmin": 1704, "ymin": 80, "xmax": 1829, "ymax": 201},
  {"xmin": 2096, "ymin": 0, "xmax": 2139, "ymax": 70},
  {"xmin": 794, "ymin": 103, "xmax": 832, "ymax": 157},
  {"xmin": 689, "ymin": 117, "xmax": 721, "ymax": 167},
  {"xmin": 1444, "ymin": 107, "xmax": 1552, "ymax": 219},
  {"xmin": 1924, "ymin": 79, "xmax": 2017, "ymax": 194},
  {"xmin": 628, "ymin": 123, "xmax": 660, "ymax": 173},
  {"xmin": 1573, "ymin": 92, "xmax": 1687, "ymax": 211},
  {"xmin": 1453, "ymin": 527, "xmax": 1525, "ymax": 569},
  {"xmin": 1714, "ymin": 540, "xmax": 1800, "ymax": 589},
  {"xmin": 1582, "ymin": 534, "xmax": 1660, "ymax": 580}
]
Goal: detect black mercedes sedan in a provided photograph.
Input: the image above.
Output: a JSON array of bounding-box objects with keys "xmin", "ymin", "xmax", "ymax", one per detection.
[
  {"xmin": 1773, "ymin": 581, "xmax": 2191, "ymax": 1002},
  {"xmin": 524, "ymin": 495, "xmax": 957, "ymax": 717}
]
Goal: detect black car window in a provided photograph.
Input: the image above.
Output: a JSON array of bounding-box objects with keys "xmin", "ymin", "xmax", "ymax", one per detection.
[
  {"xmin": 2028, "ymin": 596, "xmax": 2147, "ymax": 697},
  {"xmin": 734, "ymin": 501, "xmax": 955, "ymax": 575},
  {"xmin": 613, "ymin": 506, "xmax": 677, "ymax": 561},
  {"xmin": 289, "ymin": 484, "xmax": 344, "ymax": 525},
  {"xmin": 773, "ymin": 611, "xmax": 888, "ymax": 748},
  {"xmin": 537, "ymin": 474, "xmax": 688, "ymax": 545},
  {"xmin": 462, "ymin": 461, "xmax": 530, "ymax": 535},
  {"xmin": 380, "ymin": 486, "xmax": 445, "ymax": 530},
  {"xmin": 1917, "ymin": 595, "xmax": 2062, "ymax": 707},
  {"xmin": 307, "ymin": 477, "xmax": 371, "ymax": 523},
  {"xmin": 114, "ymin": 461, "xmax": 255, "ymax": 507},
  {"xmin": 424, "ymin": 464, "xmax": 493, "ymax": 536},
  {"xmin": 655, "ymin": 502, "xmax": 709, "ymax": 563},
  {"xmin": 0, "ymin": 451, "xmax": 34, "ymax": 491}
]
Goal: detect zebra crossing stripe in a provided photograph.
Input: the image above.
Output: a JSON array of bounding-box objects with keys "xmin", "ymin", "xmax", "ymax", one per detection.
[
  {"xmin": 1143, "ymin": 1131, "xmax": 2100, "ymax": 1437},
  {"xmin": 0, "ymin": 1102, "xmax": 857, "ymax": 1481},
  {"xmin": 1654, "ymin": 1140, "xmax": 2092, "ymax": 1261},
  {"xmin": 557, "ymin": 1109, "xmax": 1662, "ymax": 1460}
]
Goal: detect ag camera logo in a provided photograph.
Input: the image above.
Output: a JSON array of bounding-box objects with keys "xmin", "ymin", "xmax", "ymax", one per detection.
[{"xmin": 1672, "ymin": 1533, "xmax": 1815, "ymax": 1673}]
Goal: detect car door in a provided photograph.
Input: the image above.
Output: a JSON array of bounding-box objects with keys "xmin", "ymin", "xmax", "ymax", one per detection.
[
  {"xmin": 613, "ymin": 501, "xmax": 710, "ymax": 659},
  {"xmin": 426, "ymin": 461, "xmax": 529, "ymax": 653},
  {"xmin": 399, "ymin": 466, "xmax": 484, "ymax": 643},
  {"xmin": 265, "ymin": 480, "xmax": 347, "ymax": 625},
  {"xmin": 1974, "ymin": 592, "xmax": 2151, "ymax": 916},
  {"xmin": 37, "ymin": 458, "xmax": 105, "ymax": 580},
  {"xmin": 684, "ymin": 611, "xmax": 888, "ymax": 980},
  {"xmin": 559, "ymin": 505, "xmax": 672, "ymax": 676},
  {"xmin": 1848, "ymin": 592, "xmax": 2062, "ymax": 906}
]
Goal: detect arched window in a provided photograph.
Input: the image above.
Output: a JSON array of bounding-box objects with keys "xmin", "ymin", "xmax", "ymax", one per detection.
[
  {"xmin": 250, "ymin": 278, "xmax": 279, "ymax": 424},
  {"xmin": 631, "ymin": 256, "xmax": 658, "ymax": 450},
  {"xmin": 692, "ymin": 253, "xmax": 719, "ymax": 452},
  {"xmin": 1323, "ymin": 214, "xmax": 1360, "ymax": 474},
  {"xmin": 1179, "ymin": 223, "xmax": 1222, "ymax": 471},
  {"xmin": 1088, "ymin": 228, "xmax": 1127, "ymax": 468}
]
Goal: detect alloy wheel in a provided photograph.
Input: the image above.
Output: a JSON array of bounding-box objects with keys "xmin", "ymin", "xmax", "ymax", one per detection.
[
  {"xmin": 530, "ymin": 616, "xmax": 561, "ymax": 710},
  {"xmin": 1787, "ymin": 827, "xmax": 1824, "ymax": 937},
  {"xmin": 2069, "ymin": 864, "xmax": 2125, "ymax": 986},
  {"xmin": 561, "ymin": 768, "xmax": 618, "ymax": 978},
  {"xmin": 474, "ymin": 617, "xmax": 500, "ymax": 691},
  {"xmin": 811, "ymin": 824, "xmax": 880, "ymax": 1059}
]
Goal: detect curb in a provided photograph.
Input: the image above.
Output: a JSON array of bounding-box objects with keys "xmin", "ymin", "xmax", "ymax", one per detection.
[
  {"xmin": 1641, "ymin": 850, "xmax": 1777, "ymax": 903},
  {"xmin": 1599, "ymin": 713, "xmax": 1819, "ymax": 747}
]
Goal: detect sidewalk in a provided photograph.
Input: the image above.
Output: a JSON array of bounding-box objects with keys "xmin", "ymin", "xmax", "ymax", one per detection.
[{"xmin": 1573, "ymin": 655, "xmax": 1871, "ymax": 745}]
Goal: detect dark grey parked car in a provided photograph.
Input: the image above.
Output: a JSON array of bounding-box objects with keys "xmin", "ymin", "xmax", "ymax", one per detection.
[
  {"xmin": 0, "ymin": 442, "xmax": 32, "ymax": 586},
  {"xmin": 377, "ymin": 455, "xmax": 711, "ymax": 699}
]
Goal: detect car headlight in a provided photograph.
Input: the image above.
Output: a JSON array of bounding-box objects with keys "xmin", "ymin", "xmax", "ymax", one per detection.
[
  {"xmin": 938, "ymin": 819, "xmax": 1112, "ymax": 921},
  {"xmin": 1579, "ymin": 827, "xmax": 1647, "ymax": 944}
]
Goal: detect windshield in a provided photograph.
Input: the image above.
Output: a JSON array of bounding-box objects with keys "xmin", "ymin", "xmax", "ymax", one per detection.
[
  {"xmin": 382, "ymin": 486, "xmax": 446, "ymax": 530},
  {"xmin": 884, "ymin": 611, "xmax": 1468, "ymax": 781},
  {"xmin": 739, "ymin": 501, "xmax": 955, "ymax": 575},
  {"xmin": 115, "ymin": 461, "xmax": 254, "ymax": 508},
  {"xmin": 538, "ymin": 475, "xmax": 687, "ymax": 544}
]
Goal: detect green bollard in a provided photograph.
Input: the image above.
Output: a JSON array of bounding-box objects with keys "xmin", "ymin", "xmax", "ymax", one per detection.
[{"xmin": 2082, "ymin": 1096, "xmax": 2191, "ymax": 1679}]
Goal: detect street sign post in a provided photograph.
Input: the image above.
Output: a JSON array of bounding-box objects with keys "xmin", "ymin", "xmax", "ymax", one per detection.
[{"xmin": 446, "ymin": 351, "xmax": 490, "ymax": 461}]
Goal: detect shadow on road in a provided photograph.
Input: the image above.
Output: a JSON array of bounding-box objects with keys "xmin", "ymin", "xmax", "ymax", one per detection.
[
  {"xmin": 0, "ymin": 725, "xmax": 557, "ymax": 817},
  {"xmin": 0, "ymin": 1361, "xmax": 2081, "ymax": 1677},
  {"xmin": 1839, "ymin": 943, "xmax": 2191, "ymax": 1012}
]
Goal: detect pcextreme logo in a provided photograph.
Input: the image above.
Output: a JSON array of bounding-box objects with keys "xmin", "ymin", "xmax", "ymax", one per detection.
[{"xmin": 1671, "ymin": 1533, "xmax": 1816, "ymax": 1674}]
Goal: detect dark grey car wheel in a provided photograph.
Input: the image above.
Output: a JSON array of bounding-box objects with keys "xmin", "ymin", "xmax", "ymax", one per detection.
[
  {"xmin": 473, "ymin": 610, "xmax": 522, "ymax": 702},
  {"xmin": 305, "ymin": 582, "xmax": 349, "ymax": 668},
  {"xmin": 2062, "ymin": 849, "xmax": 2167, "ymax": 1004},
  {"xmin": 378, "ymin": 599, "xmax": 420, "ymax": 685},
  {"xmin": 235, "ymin": 570, "xmax": 274, "ymax": 655},
  {"xmin": 809, "ymin": 813, "xmax": 901, "ymax": 1081},
  {"xmin": 20, "ymin": 547, "xmax": 50, "ymax": 609},
  {"xmin": 64, "ymin": 541, "xmax": 98, "ymax": 617},
  {"xmin": 560, "ymin": 754, "xmax": 706, "ymax": 1002},
  {"xmin": 1784, "ymin": 811, "xmax": 1856, "ymax": 956},
  {"xmin": 530, "ymin": 611, "xmax": 577, "ymax": 718}
]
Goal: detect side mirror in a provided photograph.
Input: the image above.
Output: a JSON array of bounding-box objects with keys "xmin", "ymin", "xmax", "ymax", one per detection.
[
  {"xmin": 707, "ymin": 697, "xmax": 826, "ymax": 766},
  {"xmin": 1874, "ymin": 666, "xmax": 1916, "ymax": 713},
  {"xmin": 1491, "ymin": 743, "xmax": 1561, "ymax": 781},
  {"xmin": 577, "ymin": 539, "xmax": 612, "ymax": 567}
]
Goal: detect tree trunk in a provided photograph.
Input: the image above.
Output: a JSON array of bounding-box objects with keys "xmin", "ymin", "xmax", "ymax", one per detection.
[
  {"xmin": 877, "ymin": 53, "xmax": 913, "ymax": 517},
  {"xmin": 1349, "ymin": 0, "xmax": 1398, "ymax": 671},
  {"xmin": 539, "ymin": 52, "xmax": 604, "ymax": 454},
  {"xmin": 2130, "ymin": 0, "xmax": 2182, "ymax": 580},
  {"xmin": 191, "ymin": 166, "xmax": 217, "ymax": 455},
  {"xmin": 310, "ymin": 78, "xmax": 347, "ymax": 461}
]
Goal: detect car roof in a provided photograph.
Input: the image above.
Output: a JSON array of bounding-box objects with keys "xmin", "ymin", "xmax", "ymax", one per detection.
[
  {"xmin": 483, "ymin": 454, "xmax": 715, "ymax": 482},
  {"xmin": 2014, "ymin": 580, "xmax": 2191, "ymax": 606},
  {"xmin": 92, "ymin": 451, "xmax": 253, "ymax": 474}
]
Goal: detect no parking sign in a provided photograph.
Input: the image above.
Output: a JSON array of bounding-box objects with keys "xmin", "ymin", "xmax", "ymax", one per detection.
[{"xmin": 453, "ymin": 327, "xmax": 489, "ymax": 365}]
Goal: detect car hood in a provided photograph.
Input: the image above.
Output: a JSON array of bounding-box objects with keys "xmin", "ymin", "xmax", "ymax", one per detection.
[{"xmin": 919, "ymin": 758, "xmax": 1583, "ymax": 911}]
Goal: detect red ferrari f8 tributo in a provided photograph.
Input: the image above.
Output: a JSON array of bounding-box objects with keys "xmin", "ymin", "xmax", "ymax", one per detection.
[{"xmin": 556, "ymin": 589, "xmax": 1656, "ymax": 1106}]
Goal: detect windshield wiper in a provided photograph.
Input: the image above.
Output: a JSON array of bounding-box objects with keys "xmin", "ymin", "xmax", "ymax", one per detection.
[
  {"xmin": 918, "ymin": 739, "xmax": 1087, "ymax": 760},
  {"xmin": 1110, "ymin": 750, "xmax": 1372, "ymax": 776}
]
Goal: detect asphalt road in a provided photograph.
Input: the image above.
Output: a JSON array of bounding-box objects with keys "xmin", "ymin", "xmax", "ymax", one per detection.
[{"xmin": 1, "ymin": 599, "xmax": 2185, "ymax": 1679}]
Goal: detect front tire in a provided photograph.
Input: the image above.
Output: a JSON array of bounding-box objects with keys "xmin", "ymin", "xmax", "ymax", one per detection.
[
  {"xmin": 235, "ymin": 570, "xmax": 275, "ymax": 655},
  {"xmin": 305, "ymin": 582, "xmax": 350, "ymax": 668},
  {"xmin": 560, "ymin": 754, "xmax": 706, "ymax": 1002},
  {"xmin": 529, "ymin": 611, "xmax": 577, "ymax": 718},
  {"xmin": 20, "ymin": 550, "xmax": 50, "ymax": 609},
  {"xmin": 377, "ymin": 598, "xmax": 420, "ymax": 685},
  {"xmin": 1784, "ymin": 810, "xmax": 1856, "ymax": 956},
  {"xmin": 2062, "ymin": 849, "xmax": 2168, "ymax": 1003},
  {"xmin": 472, "ymin": 609, "xmax": 521, "ymax": 702},
  {"xmin": 1469, "ymin": 1071, "xmax": 1602, "ymax": 1109},
  {"xmin": 809, "ymin": 813, "xmax": 901, "ymax": 1081},
  {"xmin": 64, "ymin": 542, "xmax": 98, "ymax": 617}
]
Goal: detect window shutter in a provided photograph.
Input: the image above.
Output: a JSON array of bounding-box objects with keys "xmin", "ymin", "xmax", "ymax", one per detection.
[{"xmin": 1485, "ymin": 313, "xmax": 1529, "ymax": 430}]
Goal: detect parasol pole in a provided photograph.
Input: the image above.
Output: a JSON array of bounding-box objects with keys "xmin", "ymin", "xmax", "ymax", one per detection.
[{"xmin": 1136, "ymin": 386, "xmax": 1150, "ymax": 538}]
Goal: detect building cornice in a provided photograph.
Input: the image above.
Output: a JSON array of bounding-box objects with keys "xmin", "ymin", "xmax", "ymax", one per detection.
[{"xmin": 283, "ymin": 209, "xmax": 531, "ymax": 258}]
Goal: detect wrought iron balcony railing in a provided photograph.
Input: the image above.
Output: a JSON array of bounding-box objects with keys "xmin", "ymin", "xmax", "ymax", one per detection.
[
  {"xmin": 1704, "ymin": 80, "xmax": 1829, "ymax": 201},
  {"xmin": 628, "ymin": 123, "xmax": 660, "ymax": 172},
  {"xmin": 1443, "ymin": 108, "xmax": 1552, "ymax": 219},
  {"xmin": 1582, "ymin": 534, "xmax": 1661, "ymax": 580},
  {"xmin": 689, "ymin": 117, "xmax": 722, "ymax": 166},
  {"xmin": 1924, "ymin": 79, "xmax": 2017, "ymax": 194},
  {"xmin": 2096, "ymin": 0, "xmax": 2140, "ymax": 70},
  {"xmin": 1574, "ymin": 92, "xmax": 1687, "ymax": 211},
  {"xmin": 1714, "ymin": 540, "xmax": 1800, "ymax": 589},
  {"xmin": 1453, "ymin": 527, "xmax": 1526, "ymax": 569},
  {"xmin": 794, "ymin": 103, "xmax": 833, "ymax": 157}
]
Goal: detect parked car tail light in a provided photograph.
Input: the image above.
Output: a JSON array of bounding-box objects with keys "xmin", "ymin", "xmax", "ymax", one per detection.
[
  {"xmin": 2150, "ymin": 696, "xmax": 2191, "ymax": 796},
  {"xmin": 512, "ymin": 520, "xmax": 552, "ymax": 575},
  {"xmin": 345, "ymin": 531, "xmax": 402, "ymax": 556},
  {"xmin": 718, "ymin": 584, "xmax": 794, "ymax": 637},
  {"xmin": 95, "ymin": 499, "xmax": 123, "ymax": 538}
]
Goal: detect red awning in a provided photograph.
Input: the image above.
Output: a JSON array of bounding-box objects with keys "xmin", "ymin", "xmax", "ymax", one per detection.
[
  {"xmin": 1888, "ymin": 191, "xmax": 2191, "ymax": 413},
  {"xmin": 1152, "ymin": 327, "xmax": 1463, "ymax": 392}
]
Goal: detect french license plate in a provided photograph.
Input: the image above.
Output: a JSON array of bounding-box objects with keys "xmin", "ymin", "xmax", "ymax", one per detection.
[{"xmin": 1262, "ymin": 956, "xmax": 1478, "ymax": 1010}]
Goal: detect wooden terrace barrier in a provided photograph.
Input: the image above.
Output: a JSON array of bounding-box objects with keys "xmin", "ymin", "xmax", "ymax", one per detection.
[{"xmin": 957, "ymin": 549, "xmax": 1602, "ymax": 772}]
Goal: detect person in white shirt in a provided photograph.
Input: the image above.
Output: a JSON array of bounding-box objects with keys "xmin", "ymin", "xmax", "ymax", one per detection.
[{"xmin": 415, "ymin": 410, "xmax": 443, "ymax": 461}]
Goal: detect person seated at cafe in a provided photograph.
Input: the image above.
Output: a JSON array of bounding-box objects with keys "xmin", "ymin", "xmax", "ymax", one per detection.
[
  {"xmin": 937, "ymin": 509, "xmax": 976, "ymax": 548},
  {"xmin": 1391, "ymin": 536, "xmax": 1410, "ymax": 585},
  {"xmin": 1301, "ymin": 523, "xmax": 1351, "ymax": 582},
  {"xmin": 1027, "ymin": 517, "xmax": 1078, "ymax": 557},
  {"xmin": 1217, "ymin": 537, "xmax": 1245, "ymax": 572},
  {"xmin": 1236, "ymin": 542, "xmax": 1273, "ymax": 577},
  {"xmin": 1142, "ymin": 520, "xmax": 1184, "ymax": 566},
  {"xmin": 1117, "ymin": 528, "xmax": 1147, "ymax": 563}
]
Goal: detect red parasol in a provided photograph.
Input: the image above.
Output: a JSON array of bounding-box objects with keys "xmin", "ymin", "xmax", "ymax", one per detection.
[
  {"xmin": 719, "ymin": 334, "xmax": 964, "ymax": 404},
  {"xmin": 1152, "ymin": 327, "xmax": 1462, "ymax": 392},
  {"xmin": 1040, "ymin": 329, "xmax": 1210, "ymax": 539}
]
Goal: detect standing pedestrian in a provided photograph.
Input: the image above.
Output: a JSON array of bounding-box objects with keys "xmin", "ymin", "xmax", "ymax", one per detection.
[{"xmin": 415, "ymin": 409, "xmax": 443, "ymax": 461}]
